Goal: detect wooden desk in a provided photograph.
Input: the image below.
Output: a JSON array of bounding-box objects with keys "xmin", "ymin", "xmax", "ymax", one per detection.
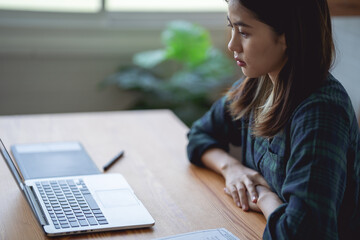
[{"xmin": 0, "ymin": 110, "xmax": 266, "ymax": 239}]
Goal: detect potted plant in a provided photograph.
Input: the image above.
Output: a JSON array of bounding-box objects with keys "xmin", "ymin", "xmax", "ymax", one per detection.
[{"xmin": 100, "ymin": 20, "xmax": 236, "ymax": 126}]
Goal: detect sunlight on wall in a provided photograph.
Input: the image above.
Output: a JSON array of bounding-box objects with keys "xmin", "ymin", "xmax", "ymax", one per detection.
[
  {"xmin": 0, "ymin": 0, "xmax": 100, "ymax": 12},
  {"xmin": 0, "ymin": 0, "xmax": 227, "ymax": 12},
  {"xmin": 107, "ymin": 0, "xmax": 227, "ymax": 12}
]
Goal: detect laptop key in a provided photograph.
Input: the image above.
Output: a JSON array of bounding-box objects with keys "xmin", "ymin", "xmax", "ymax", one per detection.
[
  {"xmin": 83, "ymin": 194, "xmax": 99, "ymax": 210},
  {"xmin": 80, "ymin": 206, "xmax": 89, "ymax": 210},
  {"xmin": 92, "ymin": 209, "xmax": 102, "ymax": 214},
  {"xmin": 78, "ymin": 219, "xmax": 89, "ymax": 226},
  {"xmin": 94, "ymin": 213, "xmax": 104, "ymax": 218},
  {"xmin": 67, "ymin": 217, "xmax": 77, "ymax": 222},
  {"xmin": 70, "ymin": 221, "xmax": 79, "ymax": 227},
  {"xmin": 96, "ymin": 217, "xmax": 106, "ymax": 221},
  {"xmin": 98, "ymin": 220, "xmax": 108, "ymax": 225},
  {"xmin": 87, "ymin": 217, "xmax": 98, "ymax": 226},
  {"xmin": 61, "ymin": 224, "xmax": 70, "ymax": 229}
]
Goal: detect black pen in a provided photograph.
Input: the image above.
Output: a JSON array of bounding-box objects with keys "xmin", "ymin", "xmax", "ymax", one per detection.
[{"xmin": 103, "ymin": 150, "xmax": 125, "ymax": 172}]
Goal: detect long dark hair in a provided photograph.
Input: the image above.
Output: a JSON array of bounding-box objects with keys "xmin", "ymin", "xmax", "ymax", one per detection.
[{"xmin": 226, "ymin": 0, "xmax": 335, "ymax": 138}]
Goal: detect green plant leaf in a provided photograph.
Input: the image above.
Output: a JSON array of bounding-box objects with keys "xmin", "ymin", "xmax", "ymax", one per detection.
[
  {"xmin": 104, "ymin": 67, "xmax": 161, "ymax": 92},
  {"xmin": 162, "ymin": 21, "xmax": 211, "ymax": 67},
  {"xmin": 194, "ymin": 48, "xmax": 235, "ymax": 80},
  {"xmin": 133, "ymin": 49, "xmax": 167, "ymax": 69}
]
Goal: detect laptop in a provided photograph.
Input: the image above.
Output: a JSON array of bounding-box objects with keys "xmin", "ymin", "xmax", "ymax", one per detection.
[{"xmin": 0, "ymin": 139, "xmax": 155, "ymax": 236}]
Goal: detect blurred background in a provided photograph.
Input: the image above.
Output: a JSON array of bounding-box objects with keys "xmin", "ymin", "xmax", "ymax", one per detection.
[{"xmin": 0, "ymin": 0, "xmax": 359, "ymax": 125}]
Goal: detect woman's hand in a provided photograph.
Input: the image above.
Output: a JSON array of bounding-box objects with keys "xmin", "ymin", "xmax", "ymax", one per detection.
[
  {"xmin": 200, "ymin": 148, "xmax": 271, "ymax": 212},
  {"xmin": 222, "ymin": 162, "xmax": 270, "ymax": 211},
  {"xmin": 224, "ymin": 187, "xmax": 262, "ymax": 212}
]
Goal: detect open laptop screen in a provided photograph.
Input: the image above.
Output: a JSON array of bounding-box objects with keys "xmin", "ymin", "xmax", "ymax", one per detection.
[{"xmin": 11, "ymin": 141, "xmax": 100, "ymax": 180}]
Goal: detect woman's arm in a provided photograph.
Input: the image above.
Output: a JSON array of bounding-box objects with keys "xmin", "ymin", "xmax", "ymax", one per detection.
[
  {"xmin": 201, "ymin": 147, "xmax": 239, "ymax": 175},
  {"xmin": 202, "ymin": 148, "xmax": 270, "ymax": 211},
  {"xmin": 256, "ymin": 185, "xmax": 283, "ymax": 220},
  {"xmin": 187, "ymin": 90, "xmax": 242, "ymax": 167}
]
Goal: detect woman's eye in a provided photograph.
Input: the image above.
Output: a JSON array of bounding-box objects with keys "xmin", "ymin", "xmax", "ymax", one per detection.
[
  {"xmin": 240, "ymin": 32, "xmax": 248, "ymax": 37},
  {"xmin": 238, "ymin": 28, "xmax": 249, "ymax": 37}
]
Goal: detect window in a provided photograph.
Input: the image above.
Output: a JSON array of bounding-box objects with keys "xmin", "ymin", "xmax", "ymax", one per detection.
[
  {"xmin": 0, "ymin": 0, "xmax": 101, "ymax": 12},
  {"xmin": 0, "ymin": 0, "xmax": 227, "ymax": 13},
  {"xmin": 106, "ymin": 0, "xmax": 227, "ymax": 12},
  {"xmin": 0, "ymin": 0, "xmax": 228, "ymax": 57}
]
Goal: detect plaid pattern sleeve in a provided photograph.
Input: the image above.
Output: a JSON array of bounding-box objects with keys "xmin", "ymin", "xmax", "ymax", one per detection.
[
  {"xmin": 262, "ymin": 76, "xmax": 360, "ymax": 239},
  {"xmin": 186, "ymin": 96, "xmax": 242, "ymax": 167}
]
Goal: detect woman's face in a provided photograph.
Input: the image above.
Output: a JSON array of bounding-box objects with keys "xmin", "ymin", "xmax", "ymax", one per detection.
[{"xmin": 227, "ymin": 0, "xmax": 287, "ymax": 82}]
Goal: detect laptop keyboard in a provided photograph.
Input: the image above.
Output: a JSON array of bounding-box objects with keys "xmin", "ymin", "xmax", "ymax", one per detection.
[{"xmin": 35, "ymin": 179, "xmax": 108, "ymax": 229}]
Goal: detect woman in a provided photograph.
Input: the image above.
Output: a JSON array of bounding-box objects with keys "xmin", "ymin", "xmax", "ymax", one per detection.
[{"xmin": 187, "ymin": 0, "xmax": 360, "ymax": 239}]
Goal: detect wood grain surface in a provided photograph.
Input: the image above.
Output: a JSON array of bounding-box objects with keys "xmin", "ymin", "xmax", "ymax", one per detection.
[{"xmin": 0, "ymin": 110, "xmax": 266, "ymax": 240}]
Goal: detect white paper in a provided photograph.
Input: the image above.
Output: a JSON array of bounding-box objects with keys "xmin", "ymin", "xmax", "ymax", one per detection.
[{"xmin": 154, "ymin": 228, "xmax": 240, "ymax": 240}]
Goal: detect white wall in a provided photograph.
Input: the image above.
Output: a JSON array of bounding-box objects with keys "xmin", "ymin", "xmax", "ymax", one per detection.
[
  {"xmin": 331, "ymin": 17, "xmax": 360, "ymax": 116},
  {"xmin": 0, "ymin": 11, "xmax": 230, "ymax": 115}
]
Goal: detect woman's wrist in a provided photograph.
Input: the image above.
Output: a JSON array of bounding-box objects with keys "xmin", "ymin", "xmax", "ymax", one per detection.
[
  {"xmin": 202, "ymin": 148, "xmax": 243, "ymax": 177},
  {"xmin": 256, "ymin": 185, "xmax": 283, "ymax": 219},
  {"xmin": 219, "ymin": 154, "xmax": 245, "ymax": 179}
]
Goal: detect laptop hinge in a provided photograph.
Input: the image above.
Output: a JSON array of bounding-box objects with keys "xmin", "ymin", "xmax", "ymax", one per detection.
[{"xmin": 24, "ymin": 185, "xmax": 49, "ymax": 226}]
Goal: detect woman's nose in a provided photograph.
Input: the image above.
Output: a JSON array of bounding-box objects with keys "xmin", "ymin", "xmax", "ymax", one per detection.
[{"xmin": 228, "ymin": 31, "xmax": 242, "ymax": 53}]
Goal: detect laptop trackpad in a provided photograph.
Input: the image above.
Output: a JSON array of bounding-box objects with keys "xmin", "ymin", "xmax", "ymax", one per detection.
[{"xmin": 96, "ymin": 189, "xmax": 139, "ymax": 208}]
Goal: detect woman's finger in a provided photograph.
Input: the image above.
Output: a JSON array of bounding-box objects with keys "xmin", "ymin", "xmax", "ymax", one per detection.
[
  {"xmin": 236, "ymin": 183, "xmax": 248, "ymax": 211},
  {"xmin": 244, "ymin": 179, "xmax": 258, "ymax": 203},
  {"xmin": 229, "ymin": 185, "xmax": 241, "ymax": 208}
]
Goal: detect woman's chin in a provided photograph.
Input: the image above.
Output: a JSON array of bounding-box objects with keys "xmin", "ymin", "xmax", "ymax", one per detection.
[{"xmin": 241, "ymin": 69, "xmax": 261, "ymax": 79}]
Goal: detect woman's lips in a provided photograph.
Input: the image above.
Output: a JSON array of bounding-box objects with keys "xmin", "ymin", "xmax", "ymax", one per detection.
[{"xmin": 236, "ymin": 59, "xmax": 246, "ymax": 67}]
